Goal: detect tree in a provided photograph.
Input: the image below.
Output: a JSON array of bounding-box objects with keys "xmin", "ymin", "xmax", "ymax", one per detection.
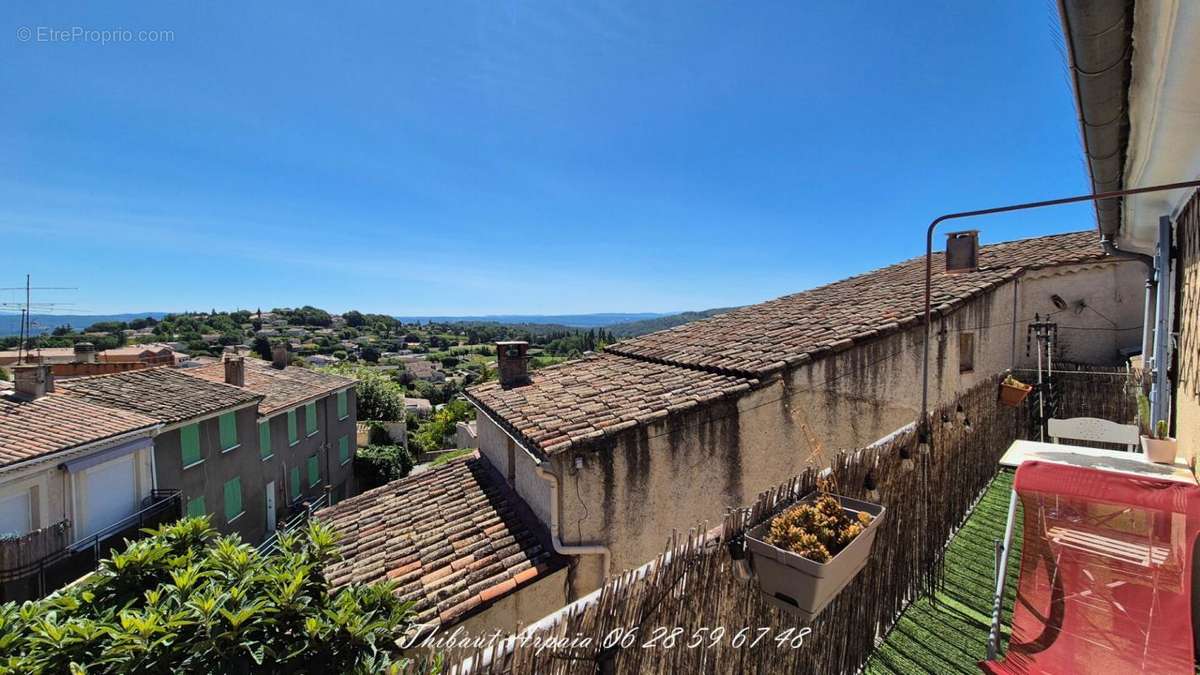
[
  {"xmin": 344, "ymin": 310, "xmax": 366, "ymax": 327},
  {"xmin": 252, "ymin": 336, "xmax": 273, "ymax": 361},
  {"xmin": 0, "ymin": 518, "xmax": 417, "ymax": 673},
  {"xmin": 320, "ymin": 364, "xmax": 405, "ymax": 422},
  {"xmin": 354, "ymin": 443, "xmax": 415, "ymax": 490},
  {"xmin": 361, "ymin": 346, "xmax": 381, "ymax": 363}
]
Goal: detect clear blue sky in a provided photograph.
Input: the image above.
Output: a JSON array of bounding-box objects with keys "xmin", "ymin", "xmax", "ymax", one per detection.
[{"xmin": 1, "ymin": 2, "xmax": 1093, "ymax": 316}]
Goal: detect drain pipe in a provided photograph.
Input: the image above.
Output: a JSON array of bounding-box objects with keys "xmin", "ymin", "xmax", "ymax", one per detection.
[
  {"xmin": 1100, "ymin": 235, "xmax": 1157, "ymax": 362},
  {"xmin": 533, "ymin": 465, "xmax": 611, "ymax": 581},
  {"xmin": 468, "ymin": 399, "xmax": 611, "ymax": 580}
]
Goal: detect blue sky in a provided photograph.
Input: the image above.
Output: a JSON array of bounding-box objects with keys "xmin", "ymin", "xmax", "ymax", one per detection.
[{"xmin": 1, "ymin": 2, "xmax": 1093, "ymax": 316}]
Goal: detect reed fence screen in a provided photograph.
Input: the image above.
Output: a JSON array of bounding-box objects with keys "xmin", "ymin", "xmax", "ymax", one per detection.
[{"xmin": 427, "ymin": 369, "xmax": 1136, "ymax": 674}]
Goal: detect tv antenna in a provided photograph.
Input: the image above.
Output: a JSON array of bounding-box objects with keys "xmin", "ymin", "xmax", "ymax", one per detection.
[{"xmin": 0, "ymin": 275, "xmax": 77, "ymax": 364}]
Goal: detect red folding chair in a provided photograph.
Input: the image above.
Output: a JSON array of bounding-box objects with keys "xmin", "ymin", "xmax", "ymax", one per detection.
[{"xmin": 981, "ymin": 460, "xmax": 1200, "ymax": 674}]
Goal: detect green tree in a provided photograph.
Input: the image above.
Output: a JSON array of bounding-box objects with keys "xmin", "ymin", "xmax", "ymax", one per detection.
[
  {"xmin": 354, "ymin": 443, "xmax": 415, "ymax": 490},
  {"xmin": 0, "ymin": 518, "xmax": 419, "ymax": 673},
  {"xmin": 344, "ymin": 310, "xmax": 366, "ymax": 327},
  {"xmin": 320, "ymin": 364, "xmax": 404, "ymax": 422},
  {"xmin": 252, "ymin": 336, "xmax": 273, "ymax": 361}
]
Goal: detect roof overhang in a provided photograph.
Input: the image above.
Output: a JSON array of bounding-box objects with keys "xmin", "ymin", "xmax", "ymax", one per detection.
[
  {"xmin": 1062, "ymin": 0, "xmax": 1200, "ymax": 254},
  {"xmin": 1121, "ymin": 0, "xmax": 1200, "ymax": 253}
]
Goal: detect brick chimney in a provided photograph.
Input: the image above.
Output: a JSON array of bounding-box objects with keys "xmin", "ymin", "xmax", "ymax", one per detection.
[
  {"xmin": 945, "ymin": 230, "xmax": 979, "ymax": 274},
  {"xmin": 496, "ymin": 341, "xmax": 530, "ymax": 389},
  {"xmin": 73, "ymin": 342, "xmax": 97, "ymax": 364},
  {"xmin": 13, "ymin": 364, "xmax": 53, "ymax": 400},
  {"xmin": 224, "ymin": 355, "xmax": 246, "ymax": 387},
  {"xmin": 271, "ymin": 343, "xmax": 289, "ymax": 369}
]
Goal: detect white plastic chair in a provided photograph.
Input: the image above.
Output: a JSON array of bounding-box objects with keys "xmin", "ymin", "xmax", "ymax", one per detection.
[{"xmin": 1047, "ymin": 417, "xmax": 1140, "ymax": 452}]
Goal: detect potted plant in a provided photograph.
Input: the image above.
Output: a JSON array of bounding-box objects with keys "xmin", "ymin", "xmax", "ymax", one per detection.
[
  {"xmin": 1139, "ymin": 393, "xmax": 1177, "ymax": 464},
  {"xmin": 998, "ymin": 374, "xmax": 1032, "ymax": 407},
  {"xmin": 744, "ymin": 481, "xmax": 885, "ymax": 618}
]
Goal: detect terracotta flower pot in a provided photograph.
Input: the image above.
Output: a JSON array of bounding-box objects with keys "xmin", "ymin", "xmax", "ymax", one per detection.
[
  {"xmin": 998, "ymin": 380, "xmax": 1032, "ymax": 407},
  {"xmin": 745, "ymin": 493, "xmax": 885, "ymax": 619},
  {"xmin": 1141, "ymin": 436, "xmax": 1178, "ymax": 464}
]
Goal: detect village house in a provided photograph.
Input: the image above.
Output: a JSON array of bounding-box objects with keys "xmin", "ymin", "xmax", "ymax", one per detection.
[
  {"xmin": 55, "ymin": 365, "xmax": 267, "ymax": 542},
  {"xmin": 0, "ymin": 365, "xmax": 166, "ymax": 601},
  {"xmin": 464, "ymin": 231, "xmax": 1144, "ymax": 597},
  {"xmin": 185, "ymin": 347, "xmax": 359, "ymax": 506}
]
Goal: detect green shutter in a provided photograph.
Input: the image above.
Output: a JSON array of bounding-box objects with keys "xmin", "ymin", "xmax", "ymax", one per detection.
[
  {"xmin": 337, "ymin": 391, "xmax": 348, "ymax": 419},
  {"xmin": 219, "ymin": 412, "xmax": 238, "ymax": 451},
  {"xmin": 338, "ymin": 436, "xmax": 350, "ymax": 465},
  {"xmin": 223, "ymin": 477, "xmax": 243, "ymax": 520},
  {"xmin": 288, "ymin": 410, "xmax": 298, "ymax": 445},
  {"xmin": 186, "ymin": 496, "xmax": 206, "ymax": 518},
  {"xmin": 305, "ymin": 402, "xmax": 318, "ymax": 436},
  {"xmin": 181, "ymin": 424, "xmax": 201, "ymax": 466},
  {"xmin": 259, "ymin": 422, "xmax": 272, "ymax": 459},
  {"xmin": 289, "ymin": 467, "xmax": 301, "ymax": 500},
  {"xmin": 307, "ymin": 455, "xmax": 319, "ymax": 487}
]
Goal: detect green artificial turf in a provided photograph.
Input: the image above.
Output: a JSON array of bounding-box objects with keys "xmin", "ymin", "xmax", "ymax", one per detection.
[{"xmin": 864, "ymin": 470, "xmax": 1022, "ymax": 674}]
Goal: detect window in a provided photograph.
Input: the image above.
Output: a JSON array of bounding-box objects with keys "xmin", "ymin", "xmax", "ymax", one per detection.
[
  {"xmin": 307, "ymin": 455, "xmax": 320, "ymax": 487},
  {"xmin": 223, "ymin": 477, "xmax": 243, "ymax": 522},
  {"xmin": 287, "ymin": 410, "xmax": 299, "ymax": 446},
  {"xmin": 186, "ymin": 496, "xmax": 206, "ymax": 518},
  {"xmin": 338, "ymin": 436, "xmax": 350, "ymax": 465},
  {"xmin": 181, "ymin": 424, "xmax": 202, "ymax": 467},
  {"xmin": 259, "ymin": 421, "xmax": 273, "ymax": 459},
  {"xmin": 959, "ymin": 332, "xmax": 975, "ymax": 373},
  {"xmin": 289, "ymin": 466, "xmax": 301, "ymax": 501},
  {"xmin": 305, "ymin": 402, "xmax": 318, "ymax": 436},
  {"xmin": 219, "ymin": 412, "xmax": 239, "ymax": 452},
  {"xmin": 337, "ymin": 391, "xmax": 348, "ymax": 420}
]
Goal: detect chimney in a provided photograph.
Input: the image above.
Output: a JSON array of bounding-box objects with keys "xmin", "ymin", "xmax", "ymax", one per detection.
[
  {"xmin": 224, "ymin": 355, "xmax": 245, "ymax": 387},
  {"xmin": 271, "ymin": 343, "xmax": 289, "ymax": 369},
  {"xmin": 496, "ymin": 341, "xmax": 531, "ymax": 389},
  {"xmin": 73, "ymin": 342, "xmax": 97, "ymax": 364},
  {"xmin": 13, "ymin": 364, "xmax": 54, "ymax": 400},
  {"xmin": 945, "ymin": 230, "xmax": 979, "ymax": 274}
]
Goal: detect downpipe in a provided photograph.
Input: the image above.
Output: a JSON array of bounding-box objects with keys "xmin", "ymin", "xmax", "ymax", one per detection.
[{"xmin": 533, "ymin": 465, "xmax": 611, "ymax": 581}]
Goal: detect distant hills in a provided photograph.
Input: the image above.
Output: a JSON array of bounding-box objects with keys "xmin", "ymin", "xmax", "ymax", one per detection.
[
  {"xmin": 606, "ymin": 308, "xmax": 736, "ymax": 337},
  {"xmin": 393, "ymin": 313, "xmax": 670, "ymax": 328},
  {"xmin": 0, "ymin": 313, "xmax": 169, "ymax": 337},
  {"xmin": 1, "ymin": 308, "xmax": 736, "ymax": 338}
]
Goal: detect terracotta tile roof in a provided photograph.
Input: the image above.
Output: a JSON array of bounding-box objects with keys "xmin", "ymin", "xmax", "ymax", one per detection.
[
  {"xmin": 467, "ymin": 353, "xmax": 755, "ymax": 455},
  {"xmin": 184, "ymin": 358, "xmax": 355, "ymax": 416},
  {"xmin": 57, "ymin": 366, "xmax": 260, "ymax": 424},
  {"xmin": 0, "ymin": 393, "xmax": 158, "ymax": 468},
  {"xmin": 605, "ymin": 231, "xmax": 1107, "ymax": 377},
  {"xmin": 318, "ymin": 455, "xmax": 566, "ymax": 630},
  {"xmin": 466, "ymin": 231, "xmax": 1107, "ymax": 455}
]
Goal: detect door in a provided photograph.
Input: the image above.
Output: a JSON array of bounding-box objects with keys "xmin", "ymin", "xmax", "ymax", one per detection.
[
  {"xmin": 82, "ymin": 455, "xmax": 137, "ymax": 540},
  {"xmin": 265, "ymin": 481, "xmax": 276, "ymax": 534}
]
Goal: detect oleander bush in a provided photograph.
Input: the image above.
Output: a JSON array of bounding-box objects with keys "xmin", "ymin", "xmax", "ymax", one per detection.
[{"xmin": 0, "ymin": 518, "xmax": 420, "ymax": 674}]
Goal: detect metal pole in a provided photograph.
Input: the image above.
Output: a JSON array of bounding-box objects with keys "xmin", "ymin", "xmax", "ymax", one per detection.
[
  {"xmin": 1152, "ymin": 214, "xmax": 1173, "ymax": 427},
  {"xmin": 988, "ymin": 488, "xmax": 1020, "ymax": 660},
  {"xmin": 920, "ymin": 179, "xmax": 1200, "ymax": 441}
]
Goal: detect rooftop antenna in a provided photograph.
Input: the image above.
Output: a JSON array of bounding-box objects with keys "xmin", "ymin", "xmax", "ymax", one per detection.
[{"xmin": 0, "ymin": 275, "xmax": 77, "ymax": 364}]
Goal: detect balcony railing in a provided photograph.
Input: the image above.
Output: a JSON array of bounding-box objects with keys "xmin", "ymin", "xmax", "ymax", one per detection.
[
  {"xmin": 257, "ymin": 492, "xmax": 329, "ymax": 557},
  {"xmin": 0, "ymin": 489, "xmax": 182, "ymax": 602}
]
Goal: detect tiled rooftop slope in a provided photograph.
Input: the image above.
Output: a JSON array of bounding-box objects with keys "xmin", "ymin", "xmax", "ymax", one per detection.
[
  {"xmin": 468, "ymin": 231, "xmax": 1106, "ymax": 454},
  {"xmin": 187, "ymin": 357, "xmax": 355, "ymax": 415},
  {"xmin": 319, "ymin": 455, "xmax": 566, "ymax": 629}
]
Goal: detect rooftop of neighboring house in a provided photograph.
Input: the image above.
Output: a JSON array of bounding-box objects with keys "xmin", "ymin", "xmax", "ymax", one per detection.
[
  {"xmin": 184, "ymin": 357, "xmax": 355, "ymax": 416},
  {"xmin": 404, "ymin": 397, "xmax": 433, "ymax": 413},
  {"xmin": 57, "ymin": 366, "xmax": 261, "ymax": 425},
  {"xmin": 318, "ymin": 454, "xmax": 566, "ymax": 629},
  {"xmin": 467, "ymin": 231, "xmax": 1109, "ymax": 455},
  {"xmin": 0, "ymin": 391, "xmax": 158, "ymax": 468}
]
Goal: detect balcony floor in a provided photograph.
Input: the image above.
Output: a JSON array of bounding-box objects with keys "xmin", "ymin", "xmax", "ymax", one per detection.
[{"xmin": 865, "ymin": 470, "xmax": 1022, "ymax": 674}]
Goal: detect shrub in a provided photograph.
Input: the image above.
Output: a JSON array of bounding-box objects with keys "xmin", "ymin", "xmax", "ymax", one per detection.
[
  {"xmin": 320, "ymin": 364, "xmax": 405, "ymax": 422},
  {"xmin": 766, "ymin": 495, "xmax": 872, "ymax": 563},
  {"xmin": 355, "ymin": 444, "xmax": 414, "ymax": 490},
  {"xmin": 0, "ymin": 518, "xmax": 416, "ymax": 673}
]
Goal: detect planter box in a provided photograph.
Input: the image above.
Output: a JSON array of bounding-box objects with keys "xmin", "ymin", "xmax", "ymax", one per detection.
[
  {"xmin": 998, "ymin": 380, "xmax": 1032, "ymax": 407},
  {"xmin": 745, "ymin": 493, "xmax": 885, "ymax": 620},
  {"xmin": 1141, "ymin": 436, "xmax": 1178, "ymax": 464}
]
